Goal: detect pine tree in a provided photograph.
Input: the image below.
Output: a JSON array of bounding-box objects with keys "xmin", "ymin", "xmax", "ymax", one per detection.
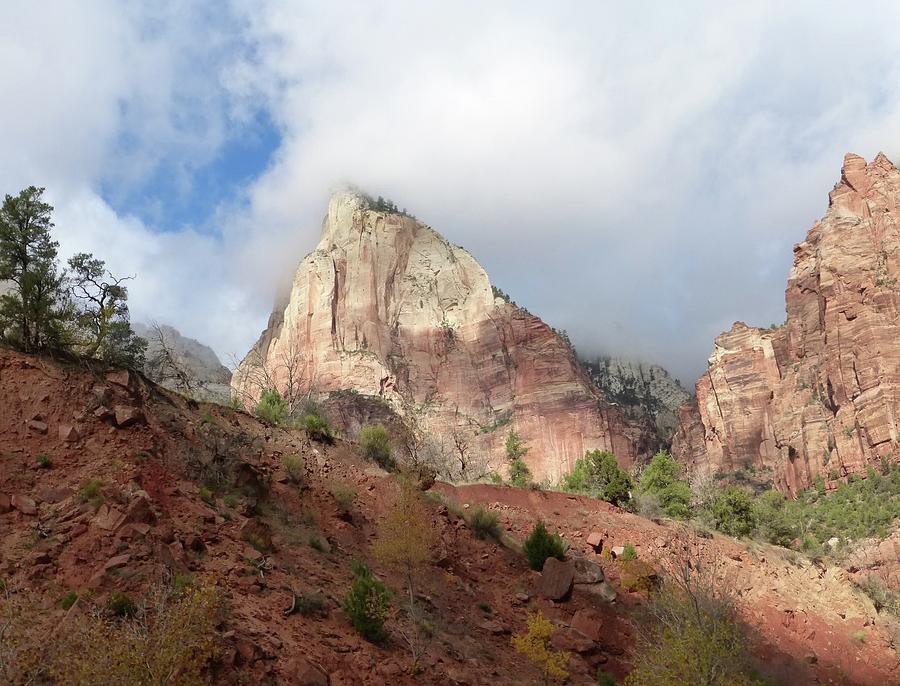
[{"xmin": 0, "ymin": 187, "xmax": 66, "ymax": 351}]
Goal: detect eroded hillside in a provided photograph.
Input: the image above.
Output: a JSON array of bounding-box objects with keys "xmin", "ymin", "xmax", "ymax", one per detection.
[{"xmin": 1, "ymin": 347, "xmax": 898, "ymax": 684}]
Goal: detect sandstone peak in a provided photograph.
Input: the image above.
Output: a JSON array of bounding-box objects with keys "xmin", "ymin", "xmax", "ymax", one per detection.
[
  {"xmin": 234, "ymin": 193, "xmax": 656, "ymax": 481},
  {"xmin": 674, "ymin": 153, "xmax": 900, "ymax": 493}
]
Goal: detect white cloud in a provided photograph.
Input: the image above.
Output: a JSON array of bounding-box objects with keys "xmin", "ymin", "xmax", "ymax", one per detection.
[
  {"xmin": 224, "ymin": 0, "xmax": 900, "ymax": 381},
  {"xmin": 6, "ymin": 1, "xmax": 900, "ymax": 383}
]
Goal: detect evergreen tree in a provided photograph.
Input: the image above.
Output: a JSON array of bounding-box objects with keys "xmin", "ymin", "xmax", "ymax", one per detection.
[
  {"xmin": 0, "ymin": 187, "xmax": 66, "ymax": 351},
  {"xmin": 506, "ymin": 429, "xmax": 532, "ymax": 487}
]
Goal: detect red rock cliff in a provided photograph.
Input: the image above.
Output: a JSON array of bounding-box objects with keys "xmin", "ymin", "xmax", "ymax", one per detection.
[
  {"xmin": 234, "ymin": 192, "xmax": 655, "ymax": 481},
  {"xmin": 673, "ymin": 153, "xmax": 900, "ymax": 493}
]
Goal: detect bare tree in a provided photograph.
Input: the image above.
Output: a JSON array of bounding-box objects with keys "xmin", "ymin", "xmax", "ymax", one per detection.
[
  {"xmin": 447, "ymin": 428, "xmax": 490, "ymax": 482},
  {"xmin": 230, "ymin": 339, "xmax": 324, "ymax": 419},
  {"xmin": 144, "ymin": 321, "xmax": 201, "ymax": 394}
]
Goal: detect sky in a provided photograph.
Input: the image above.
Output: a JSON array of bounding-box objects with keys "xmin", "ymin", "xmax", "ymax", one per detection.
[{"xmin": 3, "ymin": 1, "xmax": 900, "ymax": 386}]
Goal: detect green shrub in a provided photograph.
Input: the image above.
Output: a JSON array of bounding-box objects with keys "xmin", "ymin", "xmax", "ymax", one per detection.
[
  {"xmin": 562, "ymin": 450, "xmax": 632, "ymax": 506},
  {"xmin": 222, "ymin": 494, "xmax": 238, "ymax": 509},
  {"xmin": 342, "ymin": 562, "xmax": 390, "ymax": 642},
  {"xmin": 283, "ymin": 454, "xmax": 306, "ymax": 484},
  {"xmin": 173, "ymin": 574, "xmax": 195, "ymax": 594},
  {"xmin": 705, "ymin": 485, "xmax": 757, "ymax": 537},
  {"xmin": 621, "ymin": 543, "xmax": 637, "ymax": 561},
  {"xmin": 293, "ymin": 591, "xmax": 326, "ymax": 617},
  {"xmin": 636, "ymin": 451, "xmax": 692, "ymax": 519},
  {"xmin": 359, "ymin": 424, "xmax": 393, "ymax": 468},
  {"xmin": 469, "ymin": 506, "xmax": 500, "ymax": 539},
  {"xmin": 309, "ymin": 536, "xmax": 327, "ymax": 553},
  {"xmin": 506, "ymin": 429, "xmax": 529, "ymax": 460},
  {"xmin": 523, "ymin": 520, "xmax": 566, "ymax": 571},
  {"xmin": 508, "ymin": 457, "xmax": 532, "ymax": 488},
  {"xmin": 36, "ymin": 454, "xmax": 51, "ymax": 469},
  {"xmin": 750, "ymin": 463, "xmax": 900, "ymax": 549},
  {"xmin": 505, "ymin": 430, "xmax": 533, "ymax": 487},
  {"xmin": 751, "ymin": 489, "xmax": 796, "ymax": 546},
  {"xmin": 596, "ymin": 670, "xmax": 618, "ymax": 686},
  {"xmin": 60, "ymin": 591, "xmax": 78, "ymax": 610},
  {"xmin": 76, "ymin": 479, "xmax": 104, "ymax": 508},
  {"xmin": 106, "ymin": 591, "xmax": 136, "ymax": 618},
  {"xmin": 255, "ymin": 388, "xmax": 288, "ymax": 425},
  {"xmin": 300, "ymin": 413, "xmax": 333, "ymax": 442},
  {"xmin": 331, "ymin": 484, "xmax": 356, "ymax": 515},
  {"xmin": 198, "ymin": 485, "xmax": 214, "ymax": 505}
]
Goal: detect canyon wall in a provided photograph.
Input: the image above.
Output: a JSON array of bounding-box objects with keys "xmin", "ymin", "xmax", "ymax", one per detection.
[
  {"xmin": 233, "ymin": 192, "xmax": 657, "ymax": 482},
  {"xmin": 673, "ymin": 153, "xmax": 900, "ymax": 494},
  {"xmin": 582, "ymin": 356, "xmax": 690, "ymax": 442}
]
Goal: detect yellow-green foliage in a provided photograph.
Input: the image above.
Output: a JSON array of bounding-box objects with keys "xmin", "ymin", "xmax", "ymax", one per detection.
[
  {"xmin": 511, "ymin": 610, "xmax": 569, "ymax": 683},
  {"xmin": 76, "ymin": 479, "xmax": 104, "ymax": 507},
  {"xmin": 359, "ymin": 424, "xmax": 393, "ymax": 468},
  {"xmin": 1, "ymin": 579, "xmax": 223, "ymax": 685},
  {"xmin": 331, "ymin": 483, "xmax": 357, "ymax": 515},
  {"xmin": 283, "ymin": 454, "xmax": 306, "ymax": 484},
  {"xmin": 372, "ymin": 479, "xmax": 436, "ymax": 667},
  {"xmin": 624, "ymin": 563, "xmax": 761, "ymax": 686},
  {"xmin": 372, "ymin": 479, "xmax": 435, "ymax": 580},
  {"xmin": 254, "ymin": 388, "xmax": 288, "ymax": 425}
]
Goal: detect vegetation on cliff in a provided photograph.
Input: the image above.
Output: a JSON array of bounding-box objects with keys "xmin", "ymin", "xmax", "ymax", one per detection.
[{"xmin": 0, "ymin": 186, "xmax": 145, "ymax": 366}]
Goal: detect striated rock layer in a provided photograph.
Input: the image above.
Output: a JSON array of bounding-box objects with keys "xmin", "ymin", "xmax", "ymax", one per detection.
[
  {"xmin": 673, "ymin": 153, "xmax": 900, "ymax": 494},
  {"xmin": 582, "ymin": 356, "xmax": 690, "ymax": 442},
  {"xmin": 234, "ymin": 192, "xmax": 656, "ymax": 481}
]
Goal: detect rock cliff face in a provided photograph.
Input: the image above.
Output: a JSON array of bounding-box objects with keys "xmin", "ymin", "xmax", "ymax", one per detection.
[
  {"xmin": 234, "ymin": 192, "xmax": 655, "ymax": 481},
  {"xmin": 673, "ymin": 153, "xmax": 900, "ymax": 494},
  {"xmin": 582, "ymin": 356, "xmax": 690, "ymax": 441},
  {"xmin": 133, "ymin": 322, "xmax": 232, "ymax": 402}
]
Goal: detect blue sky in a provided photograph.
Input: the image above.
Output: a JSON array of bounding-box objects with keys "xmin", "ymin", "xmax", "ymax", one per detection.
[
  {"xmin": 100, "ymin": 111, "xmax": 281, "ymax": 234},
  {"xmin": 4, "ymin": 1, "xmax": 900, "ymax": 384}
]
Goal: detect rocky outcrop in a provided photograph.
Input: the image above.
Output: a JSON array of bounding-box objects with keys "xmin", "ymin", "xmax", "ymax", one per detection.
[
  {"xmin": 673, "ymin": 153, "xmax": 900, "ymax": 494},
  {"xmin": 582, "ymin": 356, "xmax": 690, "ymax": 441},
  {"xmin": 234, "ymin": 192, "xmax": 656, "ymax": 481},
  {"xmin": 133, "ymin": 322, "xmax": 232, "ymax": 402}
]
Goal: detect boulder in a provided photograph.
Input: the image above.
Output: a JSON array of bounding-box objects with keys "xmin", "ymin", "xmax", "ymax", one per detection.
[
  {"xmin": 93, "ymin": 504, "xmax": 124, "ymax": 531},
  {"xmin": 58, "ymin": 424, "xmax": 80, "ymax": 442},
  {"xmin": 584, "ymin": 580, "xmax": 617, "ymax": 603},
  {"xmin": 114, "ymin": 405, "xmax": 144, "ymax": 428},
  {"xmin": 572, "ymin": 556, "xmax": 604, "ymax": 584},
  {"xmin": 93, "ymin": 405, "xmax": 115, "ymax": 421},
  {"xmin": 571, "ymin": 608, "xmax": 603, "ymax": 641},
  {"xmin": 11, "ymin": 494, "xmax": 37, "ymax": 515},
  {"xmin": 106, "ymin": 369, "xmax": 133, "ymax": 388},
  {"xmin": 538, "ymin": 557, "xmax": 574, "ymax": 601},
  {"xmin": 551, "ymin": 626, "xmax": 596, "ymax": 654},
  {"xmin": 0, "ymin": 493, "xmax": 11, "ymax": 514},
  {"xmin": 26, "ymin": 419, "xmax": 48, "ymax": 434},
  {"xmin": 610, "ymin": 545, "xmax": 625, "ymax": 558},
  {"xmin": 103, "ymin": 553, "xmax": 131, "ymax": 571},
  {"xmin": 35, "ymin": 485, "xmax": 72, "ymax": 503},
  {"xmin": 586, "ymin": 531, "xmax": 605, "ymax": 552},
  {"xmin": 289, "ymin": 658, "xmax": 330, "ymax": 686}
]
